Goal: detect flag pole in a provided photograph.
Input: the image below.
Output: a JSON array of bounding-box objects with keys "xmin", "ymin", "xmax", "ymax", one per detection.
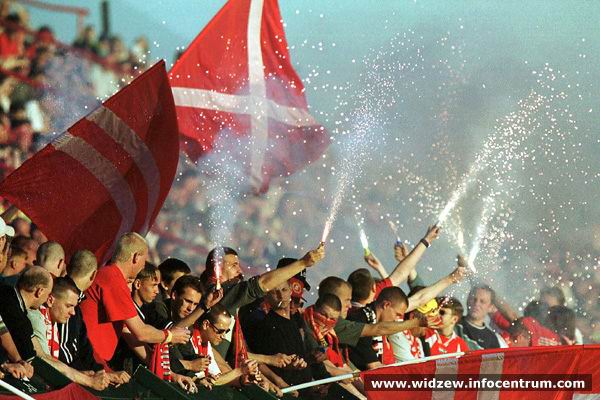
[
  {"xmin": 280, "ymin": 352, "xmax": 465, "ymax": 394},
  {"xmin": 281, "ymin": 372, "xmax": 360, "ymax": 394},
  {"xmin": 0, "ymin": 379, "xmax": 36, "ymax": 400},
  {"xmin": 384, "ymin": 351, "xmax": 465, "ymax": 368}
]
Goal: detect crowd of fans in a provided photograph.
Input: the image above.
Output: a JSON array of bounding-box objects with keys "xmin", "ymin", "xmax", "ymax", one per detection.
[
  {"xmin": 0, "ymin": 0, "xmax": 148, "ymax": 182},
  {"xmin": 0, "ymin": 1, "xmax": 594, "ymax": 398},
  {"xmin": 0, "ymin": 220, "xmax": 587, "ymax": 398}
]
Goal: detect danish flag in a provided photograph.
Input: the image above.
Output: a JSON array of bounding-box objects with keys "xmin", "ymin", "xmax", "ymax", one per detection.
[
  {"xmin": 0, "ymin": 61, "xmax": 179, "ymax": 262},
  {"xmin": 362, "ymin": 345, "xmax": 600, "ymax": 400},
  {"xmin": 169, "ymin": 0, "xmax": 329, "ymax": 192}
]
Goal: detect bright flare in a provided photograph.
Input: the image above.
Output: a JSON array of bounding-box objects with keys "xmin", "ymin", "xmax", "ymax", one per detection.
[{"xmin": 359, "ymin": 228, "xmax": 370, "ymax": 255}]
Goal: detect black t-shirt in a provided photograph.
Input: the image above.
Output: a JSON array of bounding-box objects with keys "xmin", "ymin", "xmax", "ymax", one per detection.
[
  {"xmin": 460, "ymin": 321, "xmax": 500, "ymax": 349},
  {"xmin": 0, "ymin": 284, "xmax": 36, "ymax": 362},
  {"xmin": 346, "ymin": 307, "xmax": 380, "ymax": 371},
  {"xmin": 252, "ymin": 311, "xmax": 320, "ymax": 386},
  {"xmin": 238, "ymin": 299, "xmax": 267, "ymax": 352},
  {"xmin": 110, "ymin": 300, "xmax": 173, "ymax": 371}
]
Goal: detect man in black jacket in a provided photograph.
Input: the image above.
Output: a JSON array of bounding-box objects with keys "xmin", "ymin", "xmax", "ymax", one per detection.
[{"xmin": 0, "ymin": 266, "xmax": 52, "ymax": 363}]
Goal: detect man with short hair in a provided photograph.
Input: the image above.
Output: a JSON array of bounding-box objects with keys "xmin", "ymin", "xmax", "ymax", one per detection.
[
  {"xmin": 10, "ymin": 236, "xmax": 37, "ymax": 265},
  {"xmin": 303, "ymin": 294, "xmax": 366, "ymax": 399},
  {"xmin": 347, "ymin": 269, "xmax": 377, "ymax": 309},
  {"xmin": 424, "ymin": 297, "xmax": 469, "ymax": 355},
  {"xmin": 348, "ymin": 287, "xmax": 409, "ymax": 370},
  {"xmin": 200, "ymin": 244, "xmax": 325, "ymax": 360},
  {"xmin": 1, "ymin": 247, "xmax": 27, "ymax": 285},
  {"xmin": 0, "ymin": 266, "xmax": 52, "ymax": 363},
  {"xmin": 507, "ymin": 318, "xmax": 533, "ymax": 348},
  {"xmin": 29, "ymin": 277, "xmax": 113, "ymax": 390},
  {"xmin": 192, "ymin": 304, "xmax": 261, "ymax": 387},
  {"xmin": 154, "ymin": 258, "xmax": 191, "ymax": 320},
  {"xmin": 458, "ymin": 285, "xmax": 507, "ymax": 349},
  {"xmin": 318, "ymin": 276, "xmax": 430, "ymax": 350},
  {"xmin": 36, "ymin": 241, "xmax": 65, "ymax": 278},
  {"xmin": 249, "ymin": 280, "xmax": 315, "ymax": 388},
  {"xmin": 56, "ymin": 250, "xmax": 104, "ymax": 371},
  {"xmin": 80, "ymin": 232, "xmax": 190, "ymax": 367}
]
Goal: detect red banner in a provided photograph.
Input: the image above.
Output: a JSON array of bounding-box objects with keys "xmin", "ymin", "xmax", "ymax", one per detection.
[
  {"xmin": 0, "ymin": 383, "xmax": 98, "ymax": 400},
  {"xmin": 362, "ymin": 345, "xmax": 600, "ymax": 400},
  {"xmin": 0, "ymin": 60, "xmax": 179, "ymax": 262}
]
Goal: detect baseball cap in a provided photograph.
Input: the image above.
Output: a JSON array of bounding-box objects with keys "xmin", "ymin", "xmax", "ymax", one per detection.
[
  {"xmin": 276, "ymin": 257, "xmax": 311, "ymax": 297},
  {"xmin": 416, "ymin": 298, "xmax": 439, "ymax": 315},
  {"xmin": 0, "ymin": 217, "xmax": 15, "ymax": 237}
]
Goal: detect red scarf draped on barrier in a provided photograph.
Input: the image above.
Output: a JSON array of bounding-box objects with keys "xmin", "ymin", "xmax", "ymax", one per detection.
[
  {"xmin": 149, "ymin": 343, "xmax": 171, "ymax": 381},
  {"xmin": 234, "ymin": 311, "xmax": 249, "ymax": 369}
]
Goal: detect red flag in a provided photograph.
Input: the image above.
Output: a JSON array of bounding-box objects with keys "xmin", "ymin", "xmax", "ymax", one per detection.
[
  {"xmin": 362, "ymin": 345, "xmax": 600, "ymax": 400},
  {"xmin": 169, "ymin": 0, "xmax": 329, "ymax": 192},
  {"xmin": 0, "ymin": 61, "xmax": 179, "ymax": 262}
]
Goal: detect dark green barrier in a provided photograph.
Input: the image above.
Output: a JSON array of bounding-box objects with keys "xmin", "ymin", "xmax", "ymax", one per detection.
[
  {"xmin": 131, "ymin": 366, "xmax": 193, "ymax": 400},
  {"xmin": 0, "ymin": 359, "xmax": 311, "ymax": 400},
  {"xmin": 241, "ymin": 384, "xmax": 278, "ymax": 400},
  {"xmin": 193, "ymin": 385, "xmax": 250, "ymax": 400}
]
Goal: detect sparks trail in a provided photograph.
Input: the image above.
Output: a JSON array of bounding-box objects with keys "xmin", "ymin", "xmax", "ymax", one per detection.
[{"xmin": 437, "ymin": 92, "xmax": 546, "ymax": 226}]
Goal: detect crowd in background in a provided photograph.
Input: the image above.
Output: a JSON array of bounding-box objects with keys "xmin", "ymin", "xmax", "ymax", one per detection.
[{"xmin": 0, "ymin": 6, "xmax": 594, "ymax": 397}]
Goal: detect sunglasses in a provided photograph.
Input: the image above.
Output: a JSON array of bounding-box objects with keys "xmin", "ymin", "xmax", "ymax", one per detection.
[{"xmin": 209, "ymin": 320, "xmax": 230, "ymax": 335}]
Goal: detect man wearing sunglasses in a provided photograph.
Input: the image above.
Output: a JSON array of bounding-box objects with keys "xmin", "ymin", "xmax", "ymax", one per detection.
[{"xmin": 189, "ymin": 303, "xmax": 261, "ymax": 387}]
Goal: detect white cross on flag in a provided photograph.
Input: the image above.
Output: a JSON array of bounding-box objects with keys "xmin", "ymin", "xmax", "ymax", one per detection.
[
  {"xmin": 0, "ymin": 61, "xmax": 179, "ymax": 262},
  {"xmin": 362, "ymin": 345, "xmax": 600, "ymax": 400},
  {"xmin": 169, "ymin": 0, "xmax": 329, "ymax": 192}
]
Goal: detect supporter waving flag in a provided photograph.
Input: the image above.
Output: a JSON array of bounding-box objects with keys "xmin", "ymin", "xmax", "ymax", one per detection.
[
  {"xmin": 169, "ymin": 0, "xmax": 329, "ymax": 192},
  {"xmin": 0, "ymin": 60, "xmax": 179, "ymax": 263}
]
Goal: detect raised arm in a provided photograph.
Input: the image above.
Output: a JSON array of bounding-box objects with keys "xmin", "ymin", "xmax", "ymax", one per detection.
[
  {"xmin": 257, "ymin": 243, "xmax": 324, "ymax": 292},
  {"xmin": 174, "ymin": 289, "xmax": 223, "ymax": 329},
  {"xmin": 406, "ymin": 257, "xmax": 467, "ymax": 312},
  {"xmin": 387, "ymin": 226, "xmax": 441, "ymax": 286},
  {"xmin": 494, "ymin": 294, "xmax": 519, "ymax": 323},
  {"xmin": 362, "ymin": 319, "xmax": 419, "ymax": 337},
  {"xmin": 364, "ymin": 252, "xmax": 389, "ymax": 279}
]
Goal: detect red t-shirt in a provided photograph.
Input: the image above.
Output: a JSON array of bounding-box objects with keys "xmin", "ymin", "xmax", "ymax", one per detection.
[
  {"xmin": 0, "ymin": 33, "xmax": 23, "ymax": 59},
  {"xmin": 374, "ymin": 278, "xmax": 393, "ymax": 299},
  {"xmin": 492, "ymin": 312, "xmax": 560, "ymax": 347},
  {"xmin": 80, "ymin": 264, "xmax": 137, "ymax": 363},
  {"xmin": 424, "ymin": 328, "xmax": 468, "ymax": 355}
]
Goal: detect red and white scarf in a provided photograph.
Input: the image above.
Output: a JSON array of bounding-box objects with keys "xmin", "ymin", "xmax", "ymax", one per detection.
[
  {"xmin": 149, "ymin": 343, "xmax": 171, "ymax": 381},
  {"xmin": 40, "ymin": 306, "xmax": 60, "ymax": 359},
  {"xmin": 303, "ymin": 305, "xmax": 347, "ymax": 367}
]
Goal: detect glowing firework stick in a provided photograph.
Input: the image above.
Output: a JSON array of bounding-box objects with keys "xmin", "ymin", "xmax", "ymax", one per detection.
[
  {"xmin": 321, "ymin": 219, "xmax": 332, "ymax": 244},
  {"xmin": 388, "ymin": 221, "xmax": 401, "ymax": 244},
  {"xmin": 359, "ymin": 228, "xmax": 370, "ymax": 256},
  {"xmin": 214, "ymin": 256, "xmax": 222, "ymax": 291}
]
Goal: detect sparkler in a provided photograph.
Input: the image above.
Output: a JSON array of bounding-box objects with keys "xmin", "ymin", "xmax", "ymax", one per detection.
[
  {"xmin": 359, "ymin": 228, "xmax": 370, "ymax": 256},
  {"xmin": 388, "ymin": 221, "xmax": 401, "ymax": 245},
  {"xmin": 213, "ymin": 247, "xmax": 222, "ymax": 291}
]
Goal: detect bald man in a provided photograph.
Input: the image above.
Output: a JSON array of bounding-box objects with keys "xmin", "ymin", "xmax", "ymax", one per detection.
[
  {"xmin": 36, "ymin": 241, "xmax": 66, "ymax": 278},
  {"xmin": 80, "ymin": 232, "xmax": 190, "ymax": 367}
]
